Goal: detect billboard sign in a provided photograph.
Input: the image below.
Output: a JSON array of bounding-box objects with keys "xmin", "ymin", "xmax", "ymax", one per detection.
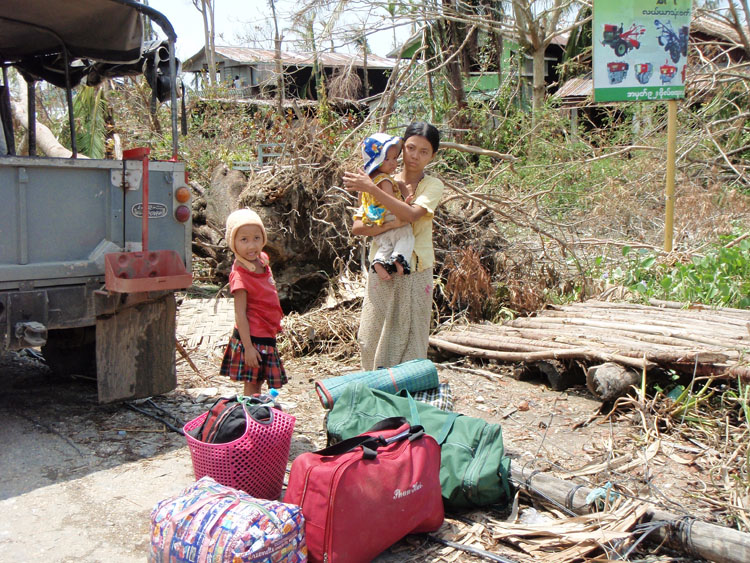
[{"xmin": 593, "ymin": 0, "xmax": 692, "ymax": 102}]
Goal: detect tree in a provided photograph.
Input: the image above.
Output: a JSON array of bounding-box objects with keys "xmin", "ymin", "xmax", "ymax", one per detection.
[
  {"xmin": 438, "ymin": 0, "xmax": 470, "ymax": 133},
  {"xmin": 73, "ymin": 85, "xmax": 108, "ymax": 159},
  {"xmin": 290, "ymin": 11, "xmax": 322, "ymax": 99},
  {"xmin": 193, "ymin": 0, "xmax": 217, "ymax": 86},
  {"xmin": 511, "ymin": 0, "xmax": 586, "ymax": 116},
  {"xmin": 725, "ymin": 0, "xmax": 750, "ymax": 57},
  {"xmin": 351, "ymin": 29, "xmax": 370, "ymax": 98},
  {"xmin": 269, "ymin": 0, "xmax": 285, "ymax": 111}
]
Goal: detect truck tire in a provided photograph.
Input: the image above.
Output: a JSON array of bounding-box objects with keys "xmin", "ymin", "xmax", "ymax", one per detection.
[{"xmin": 42, "ymin": 327, "xmax": 97, "ymax": 377}]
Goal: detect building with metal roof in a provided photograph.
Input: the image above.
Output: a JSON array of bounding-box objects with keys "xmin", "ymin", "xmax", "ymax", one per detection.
[{"xmin": 183, "ymin": 45, "xmax": 397, "ymax": 101}]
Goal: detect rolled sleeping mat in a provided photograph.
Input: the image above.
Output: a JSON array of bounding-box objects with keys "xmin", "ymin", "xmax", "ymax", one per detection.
[{"xmin": 315, "ymin": 359, "xmax": 439, "ymax": 409}]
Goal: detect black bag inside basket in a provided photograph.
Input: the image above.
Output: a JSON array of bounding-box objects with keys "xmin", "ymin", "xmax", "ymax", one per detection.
[{"xmin": 190, "ymin": 396, "xmax": 273, "ymax": 444}]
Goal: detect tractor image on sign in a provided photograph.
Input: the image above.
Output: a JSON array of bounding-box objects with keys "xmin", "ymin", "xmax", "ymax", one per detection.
[
  {"xmin": 655, "ymin": 19, "xmax": 689, "ymax": 64},
  {"xmin": 607, "ymin": 61, "xmax": 629, "ymax": 84},
  {"xmin": 602, "ymin": 23, "xmax": 646, "ymax": 57},
  {"xmin": 635, "ymin": 63, "xmax": 653, "ymax": 84},
  {"xmin": 660, "ymin": 61, "xmax": 678, "ymax": 83}
]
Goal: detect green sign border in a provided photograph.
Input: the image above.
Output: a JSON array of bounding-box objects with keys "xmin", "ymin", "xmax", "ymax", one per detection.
[{"xmin": 594, "ymin": 86, "xmax": 685, "ymax": 102}]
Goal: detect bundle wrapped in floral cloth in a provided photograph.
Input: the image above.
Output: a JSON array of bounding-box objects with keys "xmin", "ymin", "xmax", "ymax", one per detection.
[{"xmin": 149, "ymin": 476, "xmax": 306, "ymax": 563}]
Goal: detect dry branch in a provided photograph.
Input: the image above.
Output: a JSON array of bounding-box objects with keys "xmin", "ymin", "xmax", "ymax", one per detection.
[
  {"xmin": 511, "ymin": 462, "xmax": 750, "ymax": 563},
  {"xmin": 441, "ymin": 141, "xmax": 518, "ymax": 162}
]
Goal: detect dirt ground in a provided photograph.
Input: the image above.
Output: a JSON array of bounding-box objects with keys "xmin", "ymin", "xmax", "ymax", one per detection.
[{"xmin": 0, "ymin": 303, "xmax": 722, "ymax": 562}]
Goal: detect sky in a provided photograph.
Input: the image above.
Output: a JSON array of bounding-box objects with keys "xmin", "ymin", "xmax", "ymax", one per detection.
[{"xmin": 147, "ymin": 0, "xmax": 413, "ymax": 61}]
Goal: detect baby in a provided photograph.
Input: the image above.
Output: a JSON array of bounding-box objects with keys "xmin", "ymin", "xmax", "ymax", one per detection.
[{"xmin": 355, "ymin": 133, "xmax": 415, "ymax": 280}]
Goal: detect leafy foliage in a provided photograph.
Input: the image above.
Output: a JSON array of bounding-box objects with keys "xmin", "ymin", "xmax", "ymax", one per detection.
[
  {"xmin": 602, "ymin": 239, "xmax": 750, "ymax": 308},
  {"xmin": 73, "ymin": 85, "xmax": 108, "ymax": 159}
]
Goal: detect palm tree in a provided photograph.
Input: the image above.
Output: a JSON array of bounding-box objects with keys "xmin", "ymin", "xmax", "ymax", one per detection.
[{"xmin": 73, "ymin": 85, "xmax": 108, "ymax": 159}]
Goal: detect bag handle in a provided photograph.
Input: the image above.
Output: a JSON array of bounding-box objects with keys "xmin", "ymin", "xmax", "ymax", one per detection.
[{"xmin": 315, "ymin": 417, "xmax": 424, "ymax": 460}]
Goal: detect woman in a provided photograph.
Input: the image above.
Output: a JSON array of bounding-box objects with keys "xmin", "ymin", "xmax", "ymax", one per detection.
[{"xmin": 343, "ymin": 122, "xmax": 444, "ymax": 370}]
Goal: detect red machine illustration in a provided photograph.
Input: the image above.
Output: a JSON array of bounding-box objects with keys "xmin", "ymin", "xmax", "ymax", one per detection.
[
  {"xmin": 660, "ymin": 61, "xmax": 678, "ymax": 83},
  {"xmin": 602, "ymin": 23, "xmax": 646, "ymax": 57},
  {"xmin": 635, "ymin": 63, "xmax": 653, "ymax": 84}
]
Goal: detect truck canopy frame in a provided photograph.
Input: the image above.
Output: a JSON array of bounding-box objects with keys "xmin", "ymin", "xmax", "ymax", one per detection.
[{"xmin": 0, "ymin": 0, "xmax": 179, "ymax": 158}]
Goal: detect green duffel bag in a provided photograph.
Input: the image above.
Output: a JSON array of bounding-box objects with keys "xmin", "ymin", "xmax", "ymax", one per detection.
[{"xmin": 326, "ymin": 382, "xmax": 512, "ymax": 510}]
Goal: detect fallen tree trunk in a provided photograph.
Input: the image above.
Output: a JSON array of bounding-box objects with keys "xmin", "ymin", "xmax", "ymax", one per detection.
[
  {"xmin": 11, "ymin": 100, "xmax": 86, "ymax": 158},
  {"xmin": 586, "ymin": 362, "xmax": 642, "ymax": 401},
  {"xmin": 510, "ymin": 462, "xmax": 750, "ymax": 563}
]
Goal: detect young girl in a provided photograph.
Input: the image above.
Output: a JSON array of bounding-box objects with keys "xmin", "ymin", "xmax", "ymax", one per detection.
[
  {"xmin": 220, "ymin": 208, "xmax": 287, "ymax": 396},
  {"xmin": 355, "ymin": 133, "xmax": 414, "ymax": 281}
]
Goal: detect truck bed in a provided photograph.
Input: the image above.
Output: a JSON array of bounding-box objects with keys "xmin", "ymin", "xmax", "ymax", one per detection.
[{"xmin": 0, "ymin": 155, "xmax": 191, "ymax": 290}]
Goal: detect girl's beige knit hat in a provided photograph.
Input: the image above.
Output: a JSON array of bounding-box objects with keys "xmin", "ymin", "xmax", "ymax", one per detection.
[{"xmin": 225, "ymin": 208, "xmax": 267, "ymax": 271}]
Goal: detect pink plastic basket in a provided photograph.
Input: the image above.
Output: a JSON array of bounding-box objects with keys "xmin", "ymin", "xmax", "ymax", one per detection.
[{"xmin": 184, "ymin": 406, "xmax": 296, "ymax": 500}]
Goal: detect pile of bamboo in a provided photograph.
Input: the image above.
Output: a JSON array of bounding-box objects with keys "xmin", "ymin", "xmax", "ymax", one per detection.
[{"xmin": 430, "ymin": 300, "xmax": 750, "ymax": 396}]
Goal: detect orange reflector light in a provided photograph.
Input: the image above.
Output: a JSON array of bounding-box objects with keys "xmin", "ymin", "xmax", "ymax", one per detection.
[
  {"xmin": 175, "ymin": 186, "xmax": 191, "ymax": 203},
  {"xmin": 175, "ymin": 205, "xmax": 191, "ymax": 222}
]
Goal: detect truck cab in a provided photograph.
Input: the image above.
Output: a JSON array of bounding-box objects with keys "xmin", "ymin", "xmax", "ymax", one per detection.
[{"xmin": 0, "ymin": 0, "xmax": 192, "ymax": 402}]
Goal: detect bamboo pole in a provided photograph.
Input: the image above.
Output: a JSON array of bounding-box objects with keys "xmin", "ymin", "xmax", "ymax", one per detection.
[
  {"xmin": 665, "ymin": 98, "xmax": 677, "ymax": 252},
  {"xmin": 428, "ymin": 337, "xmax": 651, "ymax": 370},
  {"xmin": 649, "ymin": 299, "xmax": 750, "ymax": 317},
  {"xmin": 507, "ymin": 318, "xmax": 747, "ymax": 349},
  {"xmin": 453, "ymin": 325, "xmax": 729, "ymax": 353},
  {"xmin": 510, "ymin": 462, "xmax": 750, "ymax": 563},
  {"xmin": 513, "ymin": 313, "xmax": 748, "ymax": 341},
  {"xmin": 573, "ymin": 299, "xmax": 750, "ymax": 321},
  {"xmin": 541, "ymin": 308, "xmax": 748, "ymax": 334},
  {"xmin": 435, "ymin": 331, "xmax": 730, "ymax": 364},
  {"xmin": 466, "ymin": 323, "xmax": 734, "ymax": 352}
]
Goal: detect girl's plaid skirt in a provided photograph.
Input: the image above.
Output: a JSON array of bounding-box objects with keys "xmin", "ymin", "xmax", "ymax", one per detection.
[{"xmin": 220, "ymin": 331, "xmax": 287, "ymax": 388}]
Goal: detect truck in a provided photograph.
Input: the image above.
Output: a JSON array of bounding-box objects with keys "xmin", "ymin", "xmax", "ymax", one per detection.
[{"xmin": 0, "ymin": 0, "xmax": 192, "ymax": 402}]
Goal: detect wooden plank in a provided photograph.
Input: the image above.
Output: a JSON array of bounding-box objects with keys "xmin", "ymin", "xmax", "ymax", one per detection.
[{"xmin": 96, "ymin": 294, "xmax": 176, "ymax": 403}]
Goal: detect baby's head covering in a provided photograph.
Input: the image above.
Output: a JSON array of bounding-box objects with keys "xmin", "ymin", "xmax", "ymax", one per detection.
[
  {"xmin": 225, "ymin": 208, "xmax": 267, "ymax": 272},
  {"xmin": 361, "ymin": 133, "xmax": 402, "ymax": 175}
]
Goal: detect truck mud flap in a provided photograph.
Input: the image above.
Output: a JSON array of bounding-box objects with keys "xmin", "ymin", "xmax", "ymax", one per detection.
[{"xmin": 96, "ymin": 293, "xmax": 177, "ymax": 403}]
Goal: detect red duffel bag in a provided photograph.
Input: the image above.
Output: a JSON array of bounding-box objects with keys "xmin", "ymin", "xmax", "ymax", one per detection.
[{"xmin": 283, "ymin": 417, "xmax": 444, "ymax": 562}]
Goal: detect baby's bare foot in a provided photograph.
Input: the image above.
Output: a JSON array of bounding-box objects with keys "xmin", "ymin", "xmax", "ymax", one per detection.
[
  {"xmin": 373, "ymin": 263, "xmax": 392, "ymax": 281},
  {"xmin": 394, "ymin": 261, "xmax": 405, "ymax": 276}
]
